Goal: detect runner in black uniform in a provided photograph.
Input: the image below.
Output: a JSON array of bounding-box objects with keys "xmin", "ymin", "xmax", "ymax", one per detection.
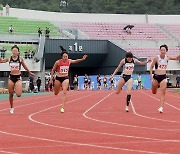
[
  {"xmin": 0, "ymin": 45, "xmax": 35, "ymax": 114},
  {"xmin": 110, "ymin": 52, "xmax": 151, "ymax": 112}
]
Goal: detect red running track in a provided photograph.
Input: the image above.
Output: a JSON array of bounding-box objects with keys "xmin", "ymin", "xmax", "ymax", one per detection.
[{"xmin": 0, "ymin": 90, "xmax": 179, "ymax": 154}]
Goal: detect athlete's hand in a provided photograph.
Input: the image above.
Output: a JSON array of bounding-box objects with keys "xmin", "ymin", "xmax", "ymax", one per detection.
[
  {"xmin": 49, "ymin": 79, "xmax": 52, "ymax": 86},
  {"xmin": 82, "ymin": 55, "xmax": 88, "ymax": 60},
  {"xmin": 109, "ymin": 75, "xmax": 113, "ymax": 81},
  {"xmin": 150, "ymin": 76, "xmax": 154, "ymax": 83},
  {"xmin": 147, "ymin": 59, "xmax": 152, "ymax": 63}
]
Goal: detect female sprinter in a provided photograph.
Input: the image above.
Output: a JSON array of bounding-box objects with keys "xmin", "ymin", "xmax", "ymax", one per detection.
[
  {"xmin": 49, "ymin": 50, "xmax": 87, "ymax": 113},
  {"xmin": 150, "ymin": 44, "xmax": 180, "ymax": 113},
  {"xmin": 110, "ymin": 52, "xmax": 151, "ymax": 112},
  {"xmin": 0, "ymin": 45, "xmax": 35, "ymax": 114}
]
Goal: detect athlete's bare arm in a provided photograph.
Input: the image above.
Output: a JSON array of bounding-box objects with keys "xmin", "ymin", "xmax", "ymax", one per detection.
[
  {"xmin": 70, "ymin": 55, "xmax": 87, "ymax": 64},
  {"xmin": 110, "ymin": 59, "xmax": 125, "ymax": 79},
  {"xmin": 150, "ymin": 57, "xmax": 158, "ymax": 82},
  {"xmin": 168, "ymin": 55, "xmax": 180, "ymax": 60},
  {"xmin": 21, "ymin": 57, "xmax": 35, "ymax": 76},
  {"xmin": 0, "ymin": 57, "xmax": 9, "ymax": 63},
  {"xmin": 134, "ymin": 58, "xmax": 151, "ymax": 65},
  {"xmin": 49, "ymin": 61, "xmax": 58, "ymax": 84}
]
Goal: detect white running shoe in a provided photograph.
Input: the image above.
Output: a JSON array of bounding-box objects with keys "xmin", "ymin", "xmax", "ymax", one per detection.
[
  {"xmin": 125, "ymin": 106, "xmax": 129, "ymax": 112},
  {"xmin": 10, "ymin": 108, "xmax": 14, "ymax": 114},
  {"xmin": 158, "ymin": 107, "xmax": 163, "ymax": 113}
]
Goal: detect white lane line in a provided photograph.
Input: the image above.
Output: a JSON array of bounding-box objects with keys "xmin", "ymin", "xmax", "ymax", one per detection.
[
  {"xmin": 2, "ymin": 91, "xmax": 166, "ymax": 154},
  {"xmin": 0, "ymin": 93, "xmax": 54, "ymax": 105},
  {"xmin": 1, "ymin": 140, "xmax": 167, "ymax": 150},
  {"xmin": 0, "ymin": 92, "xmax": 85, "ymax": 112},
  {"xmin": 0, "ymin": 126, "xmax": 167, "ymax": 154},
  {"xmin": 130, "ymin": 99, "xmax": 180, "ymax": 124},
  {"xmin": 0, "ymin": 91, "xmax": 170, "ymax": 153},
  {"xmin": 0, "ymin": 150, "xmax": 20, "ymax": 154},
  {"xmin": 164, "ymin": 92, "xmax": 180, "ymax": 99},
  {"xmin": 82, "ymin": 92, "xmax": 180, "ymax": 141},
  {"xmin": 140, "ymin": 91, "xmax": 180, "ymax": 111}
]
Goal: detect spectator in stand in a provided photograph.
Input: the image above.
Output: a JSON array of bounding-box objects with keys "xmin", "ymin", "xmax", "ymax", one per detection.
[
  {"xmin": 97, "ymin": 74, "xmax": 102, "ymax": 90},
  {"xmin": 123, "ymin": 24, "xmax": 134, "ymax": 35},
  {"xmin": 176, "ymin": 75, "xmax": 180, "ymax": 88},
  {"xmin": 109, "ymin": 74, "xmax": 114, "ymax": 90},
  {"xmin": 84, "ymin": 74, "xmax": 88, "ymax": 90},
  {"xmin": 24, "ymin": 49, "xmax": 28, "ymax": 59},
  {"xmin": 29, "ymin": 50, "xmax": 33, "ymax": 59},
  {"xmin": 73, "ymin": 74, "xmax": 78, "ymax": 91},
  {"xmin": 0, "ymin": 47, "xmax": 7, "ymax": 59},
  {"xmin": 29, "ymin": 76, "xmax": 34, "ymax": 93},
  {"xmin": 9, "ymin": 25, "xmax": 14, "ymax": 33},
  {"xmin": 88, "ymin": 76, "xmax": 91, "ymax": 89},
  {"xmin": 27, "ymin": 50, "xmax": 31, "ymax": 59},
  {"xmin": 38, "ymin": 28, "xmax": 42, "ymax": 37},
  {"xmin": 103, "ymin": 75, "xmax": 108, "ymax": 89},
  {"xmin": 31, "ymin": 50, "xmax": 35, "ymax": 58},
  {"xmin": 36, "ymin": 77, "xmax": 41, "ymax": 92},
  {"xmin": 45, "ymin": 27, "xmax": 50, "ymax": 38},
  {"xmin": 137, "ymin": 74, "xmax": 142, "ymax": 89},
  {"xmin": 5, "ymin": 4, "xmax": 10, "ymax": 16},
  {"xmin": 45, "ymin": 77, "xmax": 49, "ymax": 91}
]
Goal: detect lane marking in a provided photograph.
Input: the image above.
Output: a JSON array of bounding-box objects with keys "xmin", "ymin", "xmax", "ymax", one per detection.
[{"xmin": 140, "ymin": 91, "xmax": 180, "ymax": 111}]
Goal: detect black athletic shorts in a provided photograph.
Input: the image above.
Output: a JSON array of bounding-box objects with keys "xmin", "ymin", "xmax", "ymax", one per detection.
[
  {"xmin": 122, "ymin": 74, "xmax": 132, "ymax": 83},
  {"xmin": 56, "ymin": 76, "xmax": 69, "ymax": 83},
  {"xmin": 9, "ymin": 74, "xmax": 21, "ymax": 83},
  {"xmin": 153, "ymin": 74, "xmax": 166, "ymax": 84}
]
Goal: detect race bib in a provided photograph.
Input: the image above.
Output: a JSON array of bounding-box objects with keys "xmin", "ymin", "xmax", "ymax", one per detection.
[
  {"xmin": 125, "ymin": 63, "xmax": 134, "ymax": 71},
  {"xmin": 158, "ymin": 64, "xmax": 167, "ymax": 70},
  {"xmin": 10, "ymin": 62, "xmax": 19, "ymax": 70},
  {"xmin": 60, "ymin": 66, "xmax": 69, "ymax": 74}
]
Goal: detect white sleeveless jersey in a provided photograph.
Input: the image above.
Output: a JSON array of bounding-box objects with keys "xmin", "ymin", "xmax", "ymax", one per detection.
[
  {"xmin": 124, "ymin": 58, "xmax": 135, "ymax": 71},
  {"xmin": 155, "ymin": 55, "xmax": 168, "ymax": 70}
]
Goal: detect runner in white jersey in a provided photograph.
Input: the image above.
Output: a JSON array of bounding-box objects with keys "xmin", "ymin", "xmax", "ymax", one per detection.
[
  {"xmin": 0, "ymin": 45, "xmax": 35, "ymax": 114},
  {"xmin": 150, "ymin": 44, "xmax": 180, "ymax": 113},
  {"xmin": 110, "ymin": 52, "xmax": 151, "ymax": 112}
]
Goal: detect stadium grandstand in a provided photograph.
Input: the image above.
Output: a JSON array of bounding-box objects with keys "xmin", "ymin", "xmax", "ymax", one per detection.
[
  {"xmin": 0, "ymin": 2, "xmax": 180, "ymax": 154},
  {"xmin": 0, "ymin": 7, "xmax": 179, "ymax": 90}
]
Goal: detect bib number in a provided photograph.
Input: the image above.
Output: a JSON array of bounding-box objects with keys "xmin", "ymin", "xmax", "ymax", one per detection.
[{"xmin": 60, "ymin": 66, "xmax": 69, "ymax": 73}]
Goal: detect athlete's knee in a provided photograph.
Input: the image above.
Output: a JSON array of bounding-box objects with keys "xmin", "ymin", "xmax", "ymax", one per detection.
[
  {"xmin": 127, "ymin": 90, "xmax": 131, "ymax": 95},
  {"xmin": 54, "ymin": 92, "xmax": 59, "ymax": 95},
  {"xmin": 9, "ymin": 92, "xmax": 14, "ymax": 97},
  {"xmin": 63, "ymin": 91, "xmax": 67, "ymax": 95},
  {"xmin": 16, "ymin": 94, "xmax": 21, "ymax": 97},
  {"xmin": 161, "ymin": 89, "xmax": 166, "ymax": 95},
  {"xmin": 116, "ymin": 90, "xmax": 120, "ymax": 94},
  {"xmin": 152, "ymin": 90, "xmax": 157, "ymax": 94},
  {"xmin": 116, "ymin": 87, "xmax": 122, "ymax": 94}
]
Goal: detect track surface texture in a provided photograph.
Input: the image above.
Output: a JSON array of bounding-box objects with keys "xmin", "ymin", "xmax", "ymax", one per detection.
[{"xmin": 0, "ymin": 90, "xmax": 179, "ymax": 154}]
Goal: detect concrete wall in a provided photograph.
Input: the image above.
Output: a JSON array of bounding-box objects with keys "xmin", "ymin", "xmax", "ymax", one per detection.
[
  {"xmin": 0, "ymin": 59, "xmax": 41, "ymax": 71},
  {"xmin": 3, "ymin": 7, "xmax": 180, "ymax": 24}
]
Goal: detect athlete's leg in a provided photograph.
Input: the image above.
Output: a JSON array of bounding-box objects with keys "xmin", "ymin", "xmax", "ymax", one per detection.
[
  {"xmin": 125, "ymin": 78, "xmax": 133, "ymax": 112},
  {"xmin": 61, "ymin": 79, "xmax": 69, "ymax": 109},
  {"xmin": 152, "ymin": 79, "xmax": 159, "ymax": 94},
  {"xmin": 8, "ymin": 80, "xmax": 15, "ymax": 108},
  {"xmin": 53, "ymin": 80, "xmax": 62, "ymax": 95},
  {"xmin": 126, "ymin": 78, "xmax": 133, "ymax": 95},
  {"xmin": 15, "ymin": 80, "xmax": 22, "ymax": 97},
  {"xmin": 159, "ymin": 79, "xmax": 167, "ymax": 109},
  {"xmin": 116, "ymin": 78, "xmax": 125, "ymax": 94}
]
